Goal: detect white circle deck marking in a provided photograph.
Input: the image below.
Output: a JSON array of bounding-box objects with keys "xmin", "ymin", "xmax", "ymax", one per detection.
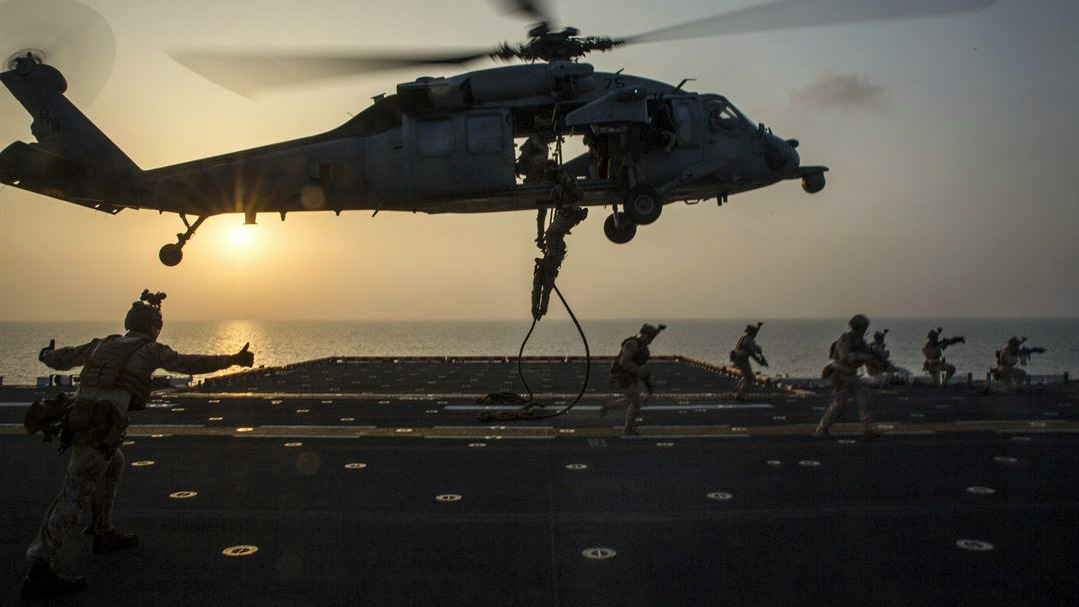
[
  {"xmin": 566, "ymin": 464, "xmax": 588, "ymax": 470},
  {"xmin": 209, "ymin": 417, "xmax": 223, "ymax": 421},
  {"xmin": 731, "ymin": 427, "xmax": 748, "ymax": 432},
  {"xmin": 1011, "ymin": 436, "xmax": 1032, "ymax": 442},
  {"xmin": 344, "ymin": 463, "xmax": 367, "ymax": 469},
  {"xmin": 435, "ymin": 494, "xmax": 462, "ymax": 502},
  {"xmin": 468, "ymin": 443, "xmax": 487, "ymax": 448},
  {"xmin": 1029, "ymin": 422, "xmax": 1047, "ymax": 428},
  {"xmin": 799, "ymin": 460, "xmax": 821, "ymax": 467},
  {"xmin": 170, "ymin": 408, "xmax": 185, "ymax": 413},
  {"xmin": 656, "ymin": 442, "xmax": 675, "ymax": 447},
  {"xmin": 707, "ymin": 492, "xmax": 734, "ymax": 501},
  {"xmin": 878, "ymin": 424, "xmax": 895, "ymax": 430},
  {"xmin": 340, "ymin": 417, "xmax": 355, "ymax": 422},
  {"xmin": 993, "ymin": 456, "xmax": 1018, "ymax": 464},
  {"xmin": 911, "ymin": 413, "xmax": 925, "ymax": 418},
  {"xmin": 222, "ymin": 545, "xmax": 258, "ymax": 557},
  {"xmin": 270, "ymin": 400, "xmax": 282, "ymax": 405},
  {"xmin": 837, "ymin": 439, "xmax": 856, "ymax": 445},
  {"xmin": 170, "ymin": 491, "xmax": 198, "ymax": 499},
  {"xmin": 766, "ymin": 460, "xmax": 782, "ymax": 466},
  {"xmin": 151, "ymin": 434, "xmax": 165, "ymax": 438},
  {"xmin": 426, "ymin": 409, "xmax": 439, "ymax": 414},
  {"xmin": 284, "ymin": 442, "xmax": 303, "ymax": 447},
  {"xmin": 321, "ymin": 400, "xmax": 333, "ymax": 404},
  {"xmin": 967, "ymin": 486, "xmax": 996, "ymax": 495},
  {"xmin": 395, "ymin": 428, "xmax": 413, "ymax": 433},
  {"xmin": 132, "ymin": 461, "xmax": 155, "ymax": 467},
  {"xmin": 956, "ymin": 539, "xmax": 994, "ymax": 552},
  {"xmin": 122, "ymin": 440, "xmax": 135, "ymax": 446},
  {"xmin": 296, "ymin": 409, "xmax": 310, "ymax": 414},
  {"xmin": 209, "ymin": 400, "xmax": 220, "ymax": 404},
  {"xmin": 773, "ymin": 416, "xmax": 787, "ymax": 421},
  {"xmin": 236, "ymin": 427, "xmax": 254, "ymax": 433},
  {"xmin": 558, "ymin": 429, "xmax": 576, "ymax": 434},
  {"xmin": 582, "ymin": 548, "xmax": 616, "ymax": 560}
]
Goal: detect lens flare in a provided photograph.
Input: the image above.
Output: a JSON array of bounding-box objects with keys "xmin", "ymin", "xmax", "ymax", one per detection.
[{"xmin": 229, "ymin": 224, "xmax": 254, "ymax": 247}]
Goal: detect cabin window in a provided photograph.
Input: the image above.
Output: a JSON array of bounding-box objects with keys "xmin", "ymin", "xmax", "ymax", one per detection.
[
  {"xmin": 674, "ymin": 101, "xmax": 696, "ymax": 145},
  {"xmin": 417, "ymin": 119, "xmax": 454, "ymax": 157},
  {"xmin": 466, "ymin": 114, "xmax": 504, "ymax": 154}
]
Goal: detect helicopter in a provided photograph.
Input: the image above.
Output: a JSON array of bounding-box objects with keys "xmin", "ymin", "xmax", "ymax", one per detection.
[{"xmin": 0, "ymin": 0, "xmax": 996, "ymax": 266}]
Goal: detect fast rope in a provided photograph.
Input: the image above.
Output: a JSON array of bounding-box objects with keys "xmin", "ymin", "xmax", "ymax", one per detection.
[{"xmin": 476, "ymin": 283, "xmax": 591, "ymax": 422}]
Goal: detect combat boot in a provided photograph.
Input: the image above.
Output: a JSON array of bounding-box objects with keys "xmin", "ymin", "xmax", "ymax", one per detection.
[
  {"xmin": 93, "ymin": 529, "xmax": 138, "ymax": 554},
  {"xmin": 20, "ymin": 561, "xmax": 87, "ymax": 599}
]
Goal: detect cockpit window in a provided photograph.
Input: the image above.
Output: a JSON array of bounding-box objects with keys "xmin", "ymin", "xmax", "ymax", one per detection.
[{"xmin": 706, "ymin": 99, "xmax": 750, "ymax": 133}]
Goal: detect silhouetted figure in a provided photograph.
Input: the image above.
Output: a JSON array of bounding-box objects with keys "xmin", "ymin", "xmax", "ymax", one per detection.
[
  {"xmin": 22, "ymin": 290, "xmax": 254, "ymax": 599},
  {"xmin": 815, "ymin": 314, "xmax": 882, "ymax": 441},
  {"xmin": 923, "ymin": 328, "xmax": 964, "ymax": 387},
  {"xmin": 730, "ymin": 322, "xmax": 768, "ymax": 400},
  {"xmin": 602, "ymin": 323, "xmax": 666, "ymax": 436}
]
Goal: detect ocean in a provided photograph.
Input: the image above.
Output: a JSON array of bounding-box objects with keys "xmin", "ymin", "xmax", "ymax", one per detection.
[{"xmin": 1, "ymin": 318, "xmax": 1077, "ymax": 386}]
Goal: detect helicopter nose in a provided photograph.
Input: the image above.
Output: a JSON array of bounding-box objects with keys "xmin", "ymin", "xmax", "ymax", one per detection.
[{"xmin": 763, "ymin": 134, "xmax": 798, "ymax": 172}]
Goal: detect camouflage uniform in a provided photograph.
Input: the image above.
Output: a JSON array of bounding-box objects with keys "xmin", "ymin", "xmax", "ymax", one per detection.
[
  {"xmin": 815, "ymin": 315, "xmax": 881, "ymax": 440},
  {"xmin": 922, "ymin": 329, "xmax": 962, "ymax": 387},
  {"xmin": 992, "ymin": 337, "xmax": 1036, "ymax": 394},
  {"xmin": 531, "ymin": 202, "xmax": 588, "ymax": 320},
  {"xmin": 731, "ymin": 323, "xmax": 767, "ymax": 401},
  {"xmin": 23, "ymin": 292, "xmax": 252, "ymax": 596},
  {"xmin": 865, "ymin": 330, "xmax": 893, "ymax": 386},
  {"xmin": 603, "ymin": 324, "xmax": 665, "ymax": 435}
]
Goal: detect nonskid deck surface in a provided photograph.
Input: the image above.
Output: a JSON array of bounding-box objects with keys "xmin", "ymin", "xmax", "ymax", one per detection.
[{"xmin": 2, "ymin": 357, "xmax": 1077, "ymax": 606}]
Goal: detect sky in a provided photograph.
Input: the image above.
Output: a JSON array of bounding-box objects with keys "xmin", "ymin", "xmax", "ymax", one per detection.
[{"xmin": 1, "ymin": 0, "xmax": 1077, "ymax": 321}]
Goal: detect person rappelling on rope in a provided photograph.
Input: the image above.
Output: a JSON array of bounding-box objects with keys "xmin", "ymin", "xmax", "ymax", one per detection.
[
  {"xmin": 602, "ymin": 323, "xmax": 666, "ymax": 436},
  {"xmin": 531, "ymin": 169, "xmax": 588, "ymax": 321}
]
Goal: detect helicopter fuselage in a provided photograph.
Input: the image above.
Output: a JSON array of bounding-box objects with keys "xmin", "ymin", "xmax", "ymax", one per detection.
[{"xmin": 0, "ymin": 59, "xmax": 826, "ymax": 264}]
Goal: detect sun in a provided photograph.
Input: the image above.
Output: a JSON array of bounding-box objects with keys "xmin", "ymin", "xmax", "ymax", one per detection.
[{"xmin": 228, "ymin": 224, "xmax": 255, "ymax": 247}]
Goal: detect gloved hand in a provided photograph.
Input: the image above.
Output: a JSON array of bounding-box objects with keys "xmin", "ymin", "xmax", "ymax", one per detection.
[
  {"xmin": 38, "ymin": 339, "xmax": 56, "ymax": 362},
  {"xmin": 232, "ymin": 342, "xmax": 254, "ymax": 367}
]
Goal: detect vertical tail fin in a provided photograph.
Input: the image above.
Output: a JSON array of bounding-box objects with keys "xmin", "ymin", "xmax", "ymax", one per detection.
[{"xmin": 0, "ymin": 56, "xmax": 143, "ymax": 211}]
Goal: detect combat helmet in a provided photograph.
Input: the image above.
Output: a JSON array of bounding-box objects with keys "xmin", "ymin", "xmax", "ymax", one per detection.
[
  {"xmin": 848, "ymin": 314, "xmax": 870, "ymax": 333},
  {"xmin": 125, "ymin": 289, "xmax": 166, "ymax": 336}
]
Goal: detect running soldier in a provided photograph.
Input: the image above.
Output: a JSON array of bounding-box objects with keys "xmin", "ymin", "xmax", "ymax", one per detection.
[
  {"xmin": 22, "ymin": 290, "xmax": 255, "ymax": 598},
  {"xmin": 730, "ymin": 322, "xmax": 768, "ymax": 401},
  {"xmin": 815, "ymin": 314, "xmax": 883, "ymax": 441},
  {"xmin": 602, "ymin": 323, "xmax": 666, "ymax": 436}
]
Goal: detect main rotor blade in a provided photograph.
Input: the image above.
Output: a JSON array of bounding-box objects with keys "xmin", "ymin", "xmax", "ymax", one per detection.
[
  {"xmin": 621, "ymin": 0, "xmax": 997, "ymax": 45},
  {"xmin": 169, "ymin": 49, "xmax": 496, "ymax": 96},
  {"xmin": 494, "ymin": 0, "xmax": 554, "ymax": 23}
]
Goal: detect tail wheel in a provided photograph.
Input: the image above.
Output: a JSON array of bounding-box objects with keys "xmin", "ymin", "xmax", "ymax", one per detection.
[
  {"xmin": 623, "ymin": 185, "xmax": 662, "ymax": 225},
  {"xmin": 603, "ymin": 212, "xmax": 637, "ymax": 244}
]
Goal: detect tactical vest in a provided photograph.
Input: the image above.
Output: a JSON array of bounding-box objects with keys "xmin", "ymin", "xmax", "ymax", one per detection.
[
  {"xmin": 79, "ymin": 335, "xmax": 153, "ymax": 411},
  {"xmin": 611, "ymin": 336, "xmax": 649, "ymax": 378}
]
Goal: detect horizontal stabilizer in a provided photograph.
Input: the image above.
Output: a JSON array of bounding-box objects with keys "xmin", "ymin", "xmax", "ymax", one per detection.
[{"xmin": 0, "ymin": 142, "xmax": 124, "ymax": 214}]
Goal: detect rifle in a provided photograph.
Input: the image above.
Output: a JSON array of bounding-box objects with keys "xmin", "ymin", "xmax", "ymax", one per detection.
[
  {"xmin": 1018, "ymin": 346, "xmax": 1046, "ymax": 366},
  {"xmin": 939, "ymin": 336, "xmax": 965, "ymax": 349}
]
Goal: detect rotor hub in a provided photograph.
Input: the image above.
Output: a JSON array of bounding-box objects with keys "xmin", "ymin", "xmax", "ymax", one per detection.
[{"xmin": 6, "ymin": 49, "xmax": 46, "ymax": 71}]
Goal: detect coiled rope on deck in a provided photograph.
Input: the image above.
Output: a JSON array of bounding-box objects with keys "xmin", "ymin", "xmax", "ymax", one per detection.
[{"xmin": 477, "ymin": 283, "xmax": 590, "ymax": 421}]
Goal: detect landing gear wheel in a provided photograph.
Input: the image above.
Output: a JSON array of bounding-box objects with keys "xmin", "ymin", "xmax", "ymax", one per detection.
[
  {"xmin": 622, "ymin": 185, "xmax": 662, "ymax": 225},
  {"xmin": 604, "ymin": 212, "xmax": 637, "ymax": 244},
  {"xmin": 159, "ymin": 243, "xmax": 183, "ymax": 267}
]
